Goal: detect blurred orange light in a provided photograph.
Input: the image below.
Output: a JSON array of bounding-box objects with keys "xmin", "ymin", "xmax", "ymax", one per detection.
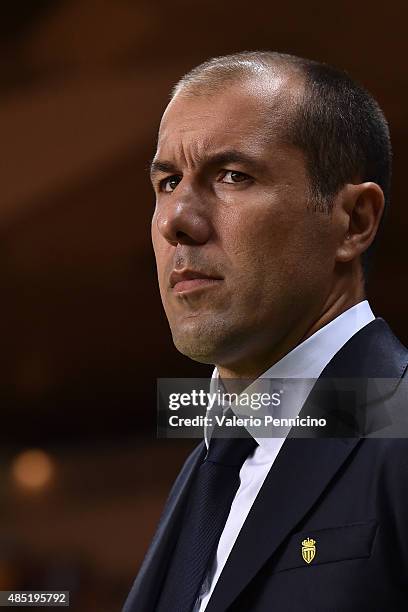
[{"xmin": 11, "ymin": 449, "xmax": 54, "ymax": 490}]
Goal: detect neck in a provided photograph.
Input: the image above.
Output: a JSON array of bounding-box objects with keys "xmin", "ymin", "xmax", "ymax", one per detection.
[{"xmin": 217, "ymin": 278, "xmax": 365, "ymax": 383}]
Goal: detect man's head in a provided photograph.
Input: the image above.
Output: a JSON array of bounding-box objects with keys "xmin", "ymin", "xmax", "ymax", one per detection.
[{"xmin": 150, "ymin": 52, "xmax": 389, "ymax": 376}]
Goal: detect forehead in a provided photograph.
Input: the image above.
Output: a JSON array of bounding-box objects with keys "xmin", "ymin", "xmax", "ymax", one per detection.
[{"xmin": 156, "ymin": 78, "xmax": 298, "ymax": 160}]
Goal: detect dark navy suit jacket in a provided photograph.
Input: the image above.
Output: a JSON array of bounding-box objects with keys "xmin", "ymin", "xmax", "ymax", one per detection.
[{"xmin": 123, "ymin": 318, "xmax": 408, "ymax": 611}]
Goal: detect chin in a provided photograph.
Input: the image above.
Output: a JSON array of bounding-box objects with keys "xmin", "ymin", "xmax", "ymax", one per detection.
[
  {"xmin": 172, "ymin": 334, "xmax": 219, "ymax": 364},
  {"xmin": 170, "ymin": 320, "xmax": 229, "ymax": 364},
  {"xmin": 170, "ymin": 314, "xmax": 250, "ymax": 366}
]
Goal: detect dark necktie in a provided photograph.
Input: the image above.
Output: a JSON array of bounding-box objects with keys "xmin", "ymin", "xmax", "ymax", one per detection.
[{"xmin": 156, "ymin": 431, "xmax": 258, "ymax": 612}]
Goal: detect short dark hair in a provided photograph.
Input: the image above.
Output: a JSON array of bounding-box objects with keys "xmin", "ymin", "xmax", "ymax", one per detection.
[{"xmin": 172, "ymin": 51, "xmax": 392, "ymax": 280}]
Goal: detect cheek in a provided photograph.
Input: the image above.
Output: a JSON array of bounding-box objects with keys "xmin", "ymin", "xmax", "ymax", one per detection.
[
  {"xmin": 151, "ymin": 225, "xmax": 168, "ymax": 287},
  {"xmin": 221, "ymin": 205, "xmax": 332, "ymax": 299},
  {"xmin": 221, "ymin": 205, "xmax": 295, "ymax": 271},
  {"xmin": 151, "ymin": 207, "xmax": 162, "ymax": 244}
]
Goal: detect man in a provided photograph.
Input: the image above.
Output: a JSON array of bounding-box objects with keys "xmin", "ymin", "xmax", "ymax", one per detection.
[{"xmin": 123, "ymin": 52, "xmax": 408, "ymax": 611}]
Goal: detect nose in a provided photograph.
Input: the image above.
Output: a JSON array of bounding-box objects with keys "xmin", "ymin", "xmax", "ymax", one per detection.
[{"xmin": 155, "ymin": 183, "xmax": 212, "ymax": 247}]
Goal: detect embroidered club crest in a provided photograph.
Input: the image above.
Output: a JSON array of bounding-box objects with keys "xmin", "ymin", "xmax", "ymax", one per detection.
[{"xmin": 301, "ymin": 537, "xmax": 316, "ymax": 564}]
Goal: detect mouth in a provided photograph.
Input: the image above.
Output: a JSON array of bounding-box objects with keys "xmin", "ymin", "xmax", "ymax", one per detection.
[{"xmin": 169, "ymin": 269, "xmax": 223, "ymax": 294}]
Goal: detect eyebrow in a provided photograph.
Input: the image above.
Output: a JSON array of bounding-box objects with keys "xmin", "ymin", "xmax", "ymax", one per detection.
[
  {"xmin": 149, "ymin": 149, "xmax": 266, "ymax": 180},
  {"xmin": 149, "ymin": 160, "xmax": 179, "ymax": 179}
]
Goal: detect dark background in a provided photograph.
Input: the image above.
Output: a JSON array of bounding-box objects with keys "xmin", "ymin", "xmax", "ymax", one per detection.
[{"xmin": 0, "ymin": 1, "xmax": 406, "ymax": 610}]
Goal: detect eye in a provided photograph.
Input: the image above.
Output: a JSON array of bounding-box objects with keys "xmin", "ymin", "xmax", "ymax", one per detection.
[
  {"xmin": 160, "ymin": 175, "xmax": 182, "ymax": 193},
  {"xmin": 220, "ymin": 170, "xmax": 250, "ymax": 184}
]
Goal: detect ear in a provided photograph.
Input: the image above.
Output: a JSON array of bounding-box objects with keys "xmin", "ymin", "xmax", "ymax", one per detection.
[{"xmin": 334, "ymin": 182, "xmax": 385, "ymax": 264}]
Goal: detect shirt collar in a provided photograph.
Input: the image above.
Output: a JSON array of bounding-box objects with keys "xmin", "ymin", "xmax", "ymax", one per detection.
[{"xmin": 204, "ymin": 300, "xmax": 375, "ymax": 449}]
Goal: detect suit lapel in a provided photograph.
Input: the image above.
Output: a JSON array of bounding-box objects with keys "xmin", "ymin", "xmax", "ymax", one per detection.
[
  {"xmin": 205, "ymin": 437, "xmax": 360, "ymax": 612},
  {"xmin": 123, "ymin": 442, "xmax": 206, "ymax": 611},
  {"xmin": 206, "ymin": 318, "xmax": 408, "ymax": 612}
]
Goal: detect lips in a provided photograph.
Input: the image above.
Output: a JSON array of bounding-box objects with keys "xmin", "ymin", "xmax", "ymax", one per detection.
[{"xmin": 170, "ymin": 269, "xmax": 223, "ymax": 293}]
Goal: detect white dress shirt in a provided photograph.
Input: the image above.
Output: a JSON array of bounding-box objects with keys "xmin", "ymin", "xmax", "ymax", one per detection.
[{"xmin": 195, "ymin": 300, "xmax": 375, "ymax": 611}]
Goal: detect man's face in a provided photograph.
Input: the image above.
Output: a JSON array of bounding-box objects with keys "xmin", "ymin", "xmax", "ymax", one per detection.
[{"xmin": 150, "ymin": 77, "xmax": 337, "ymax": 371}]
